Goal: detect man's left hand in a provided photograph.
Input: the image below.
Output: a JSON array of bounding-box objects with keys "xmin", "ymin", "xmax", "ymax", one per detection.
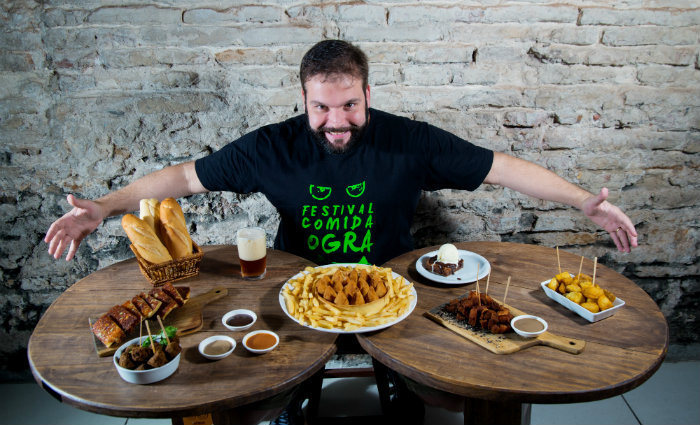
[{"xmin": 582, "ymin": 188, "xmax": 638, "ymax": 252}]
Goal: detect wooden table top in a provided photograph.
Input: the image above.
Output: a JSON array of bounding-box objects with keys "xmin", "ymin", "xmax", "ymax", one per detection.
[
  {"xmin": 357, "ymin": 241, "xmax": 669, "ymax": 404},
  {"xmin": 28, "ymin": 246, "xmax": 337, "ymax": 418}
]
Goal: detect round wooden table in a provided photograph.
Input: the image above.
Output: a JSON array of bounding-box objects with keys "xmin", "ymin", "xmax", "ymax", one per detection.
[
  {"xmin": 357, "ymin": 241, "xmax": 669, "ymax": 425},
  {"xmin": 28, "ymin": 246, "xmax": 337, "ymax": 423}
]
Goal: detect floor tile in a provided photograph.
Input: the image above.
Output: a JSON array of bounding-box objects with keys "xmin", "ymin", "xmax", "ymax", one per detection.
[
  {"xmin": 531, "ymin": 396, "xmax": 637, "ymax": 425},
  {"xmin": 623, "ymin": 361, "xmax": 700, "ymax": 425},
  {"xmin": 0, "ymin": 383, "xmax": 125, "ymax": 425}
]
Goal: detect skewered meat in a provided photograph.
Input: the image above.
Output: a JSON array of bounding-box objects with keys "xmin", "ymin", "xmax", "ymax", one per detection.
[
  {"xmin": 165, "ymin": 338, "xmax": 182, "ymax": 359},
  {"xmin": 130, "ymin": 345, "xmax": 151, "ymax": 363},
  {"xmin": 118, "ymin": 347, "xmax": 136, "ymax": 369},
  {"xmin": 444, "ymin": 291, "xmax": 513, "ymax": 334},
  {"xmin": 147, "ymin": 347, "xmax": 169, "ymax": 368}
]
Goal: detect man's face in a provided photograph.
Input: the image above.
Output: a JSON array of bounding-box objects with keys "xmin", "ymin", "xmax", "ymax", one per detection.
[{"xmin": 303, "ymin": 73, "xmax": 370, "ymax": 154}]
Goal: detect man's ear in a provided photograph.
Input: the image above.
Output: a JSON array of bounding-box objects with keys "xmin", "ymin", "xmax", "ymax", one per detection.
[{"xmin": 365, "ymin": 85, "xmax": 371, "ymax": 109}]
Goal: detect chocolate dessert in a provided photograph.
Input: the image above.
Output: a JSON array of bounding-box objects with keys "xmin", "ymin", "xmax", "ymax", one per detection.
[{"xmin": 425, "ymin": 255, "xmax": 464, "ymax": 277}]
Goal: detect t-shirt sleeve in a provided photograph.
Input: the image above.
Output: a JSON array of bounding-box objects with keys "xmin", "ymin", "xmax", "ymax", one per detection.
[
  {"xmin": 420, "ymin": 123, "xmax": 494, "ymax": 192},
  {"xmin": 194, "ymin": 132, "xmax": 260, "ymax": 194}
]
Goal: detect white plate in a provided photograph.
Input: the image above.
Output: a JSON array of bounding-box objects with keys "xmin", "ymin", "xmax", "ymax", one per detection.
[
  {"xmin": 415, "ymin": 250, "xmax": 491, "ymax": 284},
  {"xmin": 540, "ymin": 278, "xmax": 625, "ymax": 322},
  {"xmin": 278, "ymin": 264, "xmax": 418, "ymax": 334}
]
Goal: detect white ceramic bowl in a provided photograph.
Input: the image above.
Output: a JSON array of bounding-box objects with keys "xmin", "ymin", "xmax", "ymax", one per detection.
[
  {"xmin": 242, "ymin": 330, "xmax": 279, "ymax": 354},
  {"xmin": 540, "ymin": 278, "xmax": 625, "ymax": 322},
  {"xmin": 510, "ymin": 315, "xmax": 548, "ymax": 338},
  {"xmin": 198, "ymin": 335, "xmax": 236, "ymax": 360},
  {"xmin": 113, "ymin": 337, "xmax": 180, "ymax": 384},
  {"xmin": 222, "ymin": 309, "xmax": 257, "ymax": 331}
]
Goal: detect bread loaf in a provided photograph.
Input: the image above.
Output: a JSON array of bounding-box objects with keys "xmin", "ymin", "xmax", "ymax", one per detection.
[
  {"xmin": 159, "ymin": 197, "xmax": 193, "ymax": 259},
  {"xmin": 121, "ymin": 214, "xmax": 173, "ymax": 264},
  {"xmin": 139, "ymin": 198, "xmax": 160, "ymax": 236}
]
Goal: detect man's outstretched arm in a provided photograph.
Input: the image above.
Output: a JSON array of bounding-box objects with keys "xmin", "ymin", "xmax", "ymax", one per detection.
[
  {"xmin": 483, "ymin": 152, "xmax": 638, "ymax": 252},
  {"xmin": 44, "ymin": 161, "xmax": 207, "ymax": 261}
]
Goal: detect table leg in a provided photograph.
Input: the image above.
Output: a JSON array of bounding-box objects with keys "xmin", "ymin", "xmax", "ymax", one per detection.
[{"xmin": 463, "ymin": 398, "xmax": 531, "ymax": 425}]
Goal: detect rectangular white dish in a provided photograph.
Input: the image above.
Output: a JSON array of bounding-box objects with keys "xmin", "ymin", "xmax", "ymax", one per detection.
[{"xmin": 540, "ymin": 279, "xmax": 625, "ymax": 322}]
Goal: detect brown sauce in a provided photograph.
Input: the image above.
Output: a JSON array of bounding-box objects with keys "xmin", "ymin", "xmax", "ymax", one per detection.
[
  {"xmin": 246, "ymin": 333, "xmax": 277, "ymax": 350},
  {"xmin": 203, "ymin": 340, "xmax": 232, "ymax": 355},
  {"xmin": 514, "ymin": 318, "xmax": 544, "ymax": 333},
  {"xmin": 226, "ymin": 314, "xmax": 254, "ymax": 327}
]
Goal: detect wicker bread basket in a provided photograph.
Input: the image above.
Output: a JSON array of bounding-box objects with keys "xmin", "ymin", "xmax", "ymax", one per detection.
[{"xmin": 130, "ymin": 241, "xmax": 203, "ymax": 287}]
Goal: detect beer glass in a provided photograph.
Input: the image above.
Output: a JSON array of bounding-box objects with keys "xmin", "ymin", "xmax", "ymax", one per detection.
[{"xmin": 236, "ymin": 227, "xmax": 267, "ymax": 280}]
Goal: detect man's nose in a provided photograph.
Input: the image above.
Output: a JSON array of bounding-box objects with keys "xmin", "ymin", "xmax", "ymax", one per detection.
[{"xmin": 327, "ymin": 108, "xmax": 347, "ymax": 128}]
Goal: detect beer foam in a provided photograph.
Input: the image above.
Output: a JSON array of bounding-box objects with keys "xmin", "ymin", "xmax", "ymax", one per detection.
[{"xmin": 237, "ymin": 228, "xmax": 266, "ymax": 261}]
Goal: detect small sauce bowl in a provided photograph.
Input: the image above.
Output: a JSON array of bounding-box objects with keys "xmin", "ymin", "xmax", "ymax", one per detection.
[
  {"xmin": 242, "ymin": 330, "xmax": 279, "ymax": 354},
  {"xmin": 198, "ymin": 335, "xmax": 236, "ymax": 360},
  {"xmin": 510, "ymin": 315, "xmax": 548, "ymax": 338},
  {"xmin": 222, "ymin": 309, "xmax": 257, "ymax": 332}
]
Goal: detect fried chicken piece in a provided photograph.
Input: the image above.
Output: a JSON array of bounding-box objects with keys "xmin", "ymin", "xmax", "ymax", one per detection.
[{"xmin": 334, "ymin": 291, "xmax": 349, "ymax": 306}]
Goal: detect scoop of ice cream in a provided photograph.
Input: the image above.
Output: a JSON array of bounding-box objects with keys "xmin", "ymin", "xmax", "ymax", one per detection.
[{"xmin": 436, "ymin": 243, "xmax": 460, "ymax": 264}]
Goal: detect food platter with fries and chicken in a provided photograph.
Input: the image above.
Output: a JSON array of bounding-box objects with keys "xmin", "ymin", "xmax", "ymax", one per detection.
[{"xmin": 280, "ymin": 263, "xmax": 417, "ymax": 333}]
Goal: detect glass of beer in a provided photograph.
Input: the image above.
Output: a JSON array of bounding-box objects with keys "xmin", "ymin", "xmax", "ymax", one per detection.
[{"xmin": 236, "ymin": 227, "xmax": 267, "ymax": 280}]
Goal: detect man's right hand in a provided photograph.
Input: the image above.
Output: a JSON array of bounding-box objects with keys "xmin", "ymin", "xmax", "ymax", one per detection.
[{"xmin": 44, "ymin": 194, "xmax": 106, "ymax": 261}]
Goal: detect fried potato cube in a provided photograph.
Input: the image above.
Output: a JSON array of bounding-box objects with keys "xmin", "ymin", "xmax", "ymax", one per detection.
[
  {"xmin": 566, "ymin": 284, "xmax": 582, "ymax": 293},
  {"xmin": 579, "ymin": 280, "xmax": 593, "ymax": 290},
  {"xmin": 603, "ymin": 289, "xmax": 616, "ymax": 302},
  {"xmin": 581, "ymin": 302, "xmax": 600, "ymax": 313},
  {"xmin": 597, "ymin": 295, "xmax": 613, "ymax": 311},
  {"xmin": 582, "ymin": 286, "xmax": 604, "ymax": 299},
  {"xmin": 555, "ymin": 272, "xmax": 570, "ymax": 282},
  {"xmin": 557, "ymin": 283, "xmax": 567, "ymax": 295},
  {"xmin": 565, "ymin": 291, "xmax": 584, "ymax": 304},
  {"xmin": 546, "ymin": 278, "xmax": 558, "ymax": 291}
]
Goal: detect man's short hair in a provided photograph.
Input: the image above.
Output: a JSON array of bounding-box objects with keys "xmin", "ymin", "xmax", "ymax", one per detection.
[{"xmin": 300, "ymin": 40, "xmax": 369, "ymax": 93}]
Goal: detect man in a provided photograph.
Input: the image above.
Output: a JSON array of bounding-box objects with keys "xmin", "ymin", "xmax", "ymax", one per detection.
[
  {"xmin": 45, "ymin": 40, "xmax": 637, "ymax": 264},
  {"xmin": 44, "ymin": 39, "xmax": 637, "ymax": 424}
]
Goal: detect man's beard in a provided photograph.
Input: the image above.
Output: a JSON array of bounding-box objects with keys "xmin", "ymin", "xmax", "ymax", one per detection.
[{"xmin": 306, "ymin": 107, "xmax": 370, "ymax": 155}]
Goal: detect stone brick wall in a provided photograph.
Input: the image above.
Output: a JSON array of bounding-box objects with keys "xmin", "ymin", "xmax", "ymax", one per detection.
[{"xmin": 1, "ymin": 1, "xmax": 698, "ymax": 379}]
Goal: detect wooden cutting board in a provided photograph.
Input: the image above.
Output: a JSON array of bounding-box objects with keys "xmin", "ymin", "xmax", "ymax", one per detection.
[
  {"xmin": 425, "ymin": 300, "xmax": 585, "ymax": 355},
  {"xmin": 91, "ymin": 287, "xmax": 228, "ymax": 357}
]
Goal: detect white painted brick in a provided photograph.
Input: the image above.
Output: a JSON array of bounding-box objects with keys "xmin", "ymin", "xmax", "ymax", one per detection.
[
  {"xmin": 87, "ymin": 5, "xmax": 182, "ymax": 25},
  {"xmin": 603, "ymin": 26, "xmax": 700, "ymax": 46},
  {"xmin": 580, "ymin": 7, "xmax": 700, "ymax": 26},
  {"xmin": 636, "ymin": 65, "xmax": 700, "ymax": 87},
  {"xmin": 183, "ymin": 6, "xmax": 284, "ymax": 25}
]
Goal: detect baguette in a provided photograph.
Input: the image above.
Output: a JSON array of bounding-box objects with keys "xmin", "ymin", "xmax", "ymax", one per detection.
[
  {"xmin": 159, "ymin": 197, "xmax": 193, "ymax": 259},
  {"xmin": 139, "ymin": 198, "xmax": 161, "ymax": 236},
  {"xmin": 121, "ymin": 214, "xmax": 172, "ymax": 264}
]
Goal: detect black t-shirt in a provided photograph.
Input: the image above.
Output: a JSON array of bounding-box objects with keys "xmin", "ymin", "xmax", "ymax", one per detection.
[{"xmin": 195, "ymin": 108, "xmax": 493, "ymax": 266}]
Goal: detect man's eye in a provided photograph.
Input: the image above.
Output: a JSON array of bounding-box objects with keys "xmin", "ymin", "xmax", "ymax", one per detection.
[{"xmin": 345, "ymin": 103, "xmax": 356, "ymax": 109}]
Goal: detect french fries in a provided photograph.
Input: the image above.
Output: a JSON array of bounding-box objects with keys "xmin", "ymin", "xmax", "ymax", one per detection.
[{"xmin": 282, "ymin": 265, "xmax": 415, "ymax": 331}]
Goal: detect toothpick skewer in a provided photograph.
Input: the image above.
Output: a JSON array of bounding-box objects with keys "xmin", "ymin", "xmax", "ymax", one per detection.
[
  {"xmin": 139, "ymin": 319, "xmax": 143, "ymax": 344},
  {"xmin": 475, "ymin": 264, "xmax": 481, "ymax": 307},
  {"xmin": 592, "ymin": 257, "xmax": 598, "ymax": 287},
  {"xmin": 556, "ymin": 246, "xmax": 562, "ymax": 274},
  {"xmin": 485, "ymin": 273, "xmax": 491, "ymax": 295},
  {"xmin": 157, "ymin": 316, "xmax": 171, "ymax": 345},
  {"xmin": 144, "ymin": 320, "xmax": 155, "ymax": 350},
  {"xmin": 576, "ymin": 256, "xmax": 584, "ymax": 281},
  {"xmin": 503, "ymin": 276, "xmax": 511, "ymax": 306}
]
